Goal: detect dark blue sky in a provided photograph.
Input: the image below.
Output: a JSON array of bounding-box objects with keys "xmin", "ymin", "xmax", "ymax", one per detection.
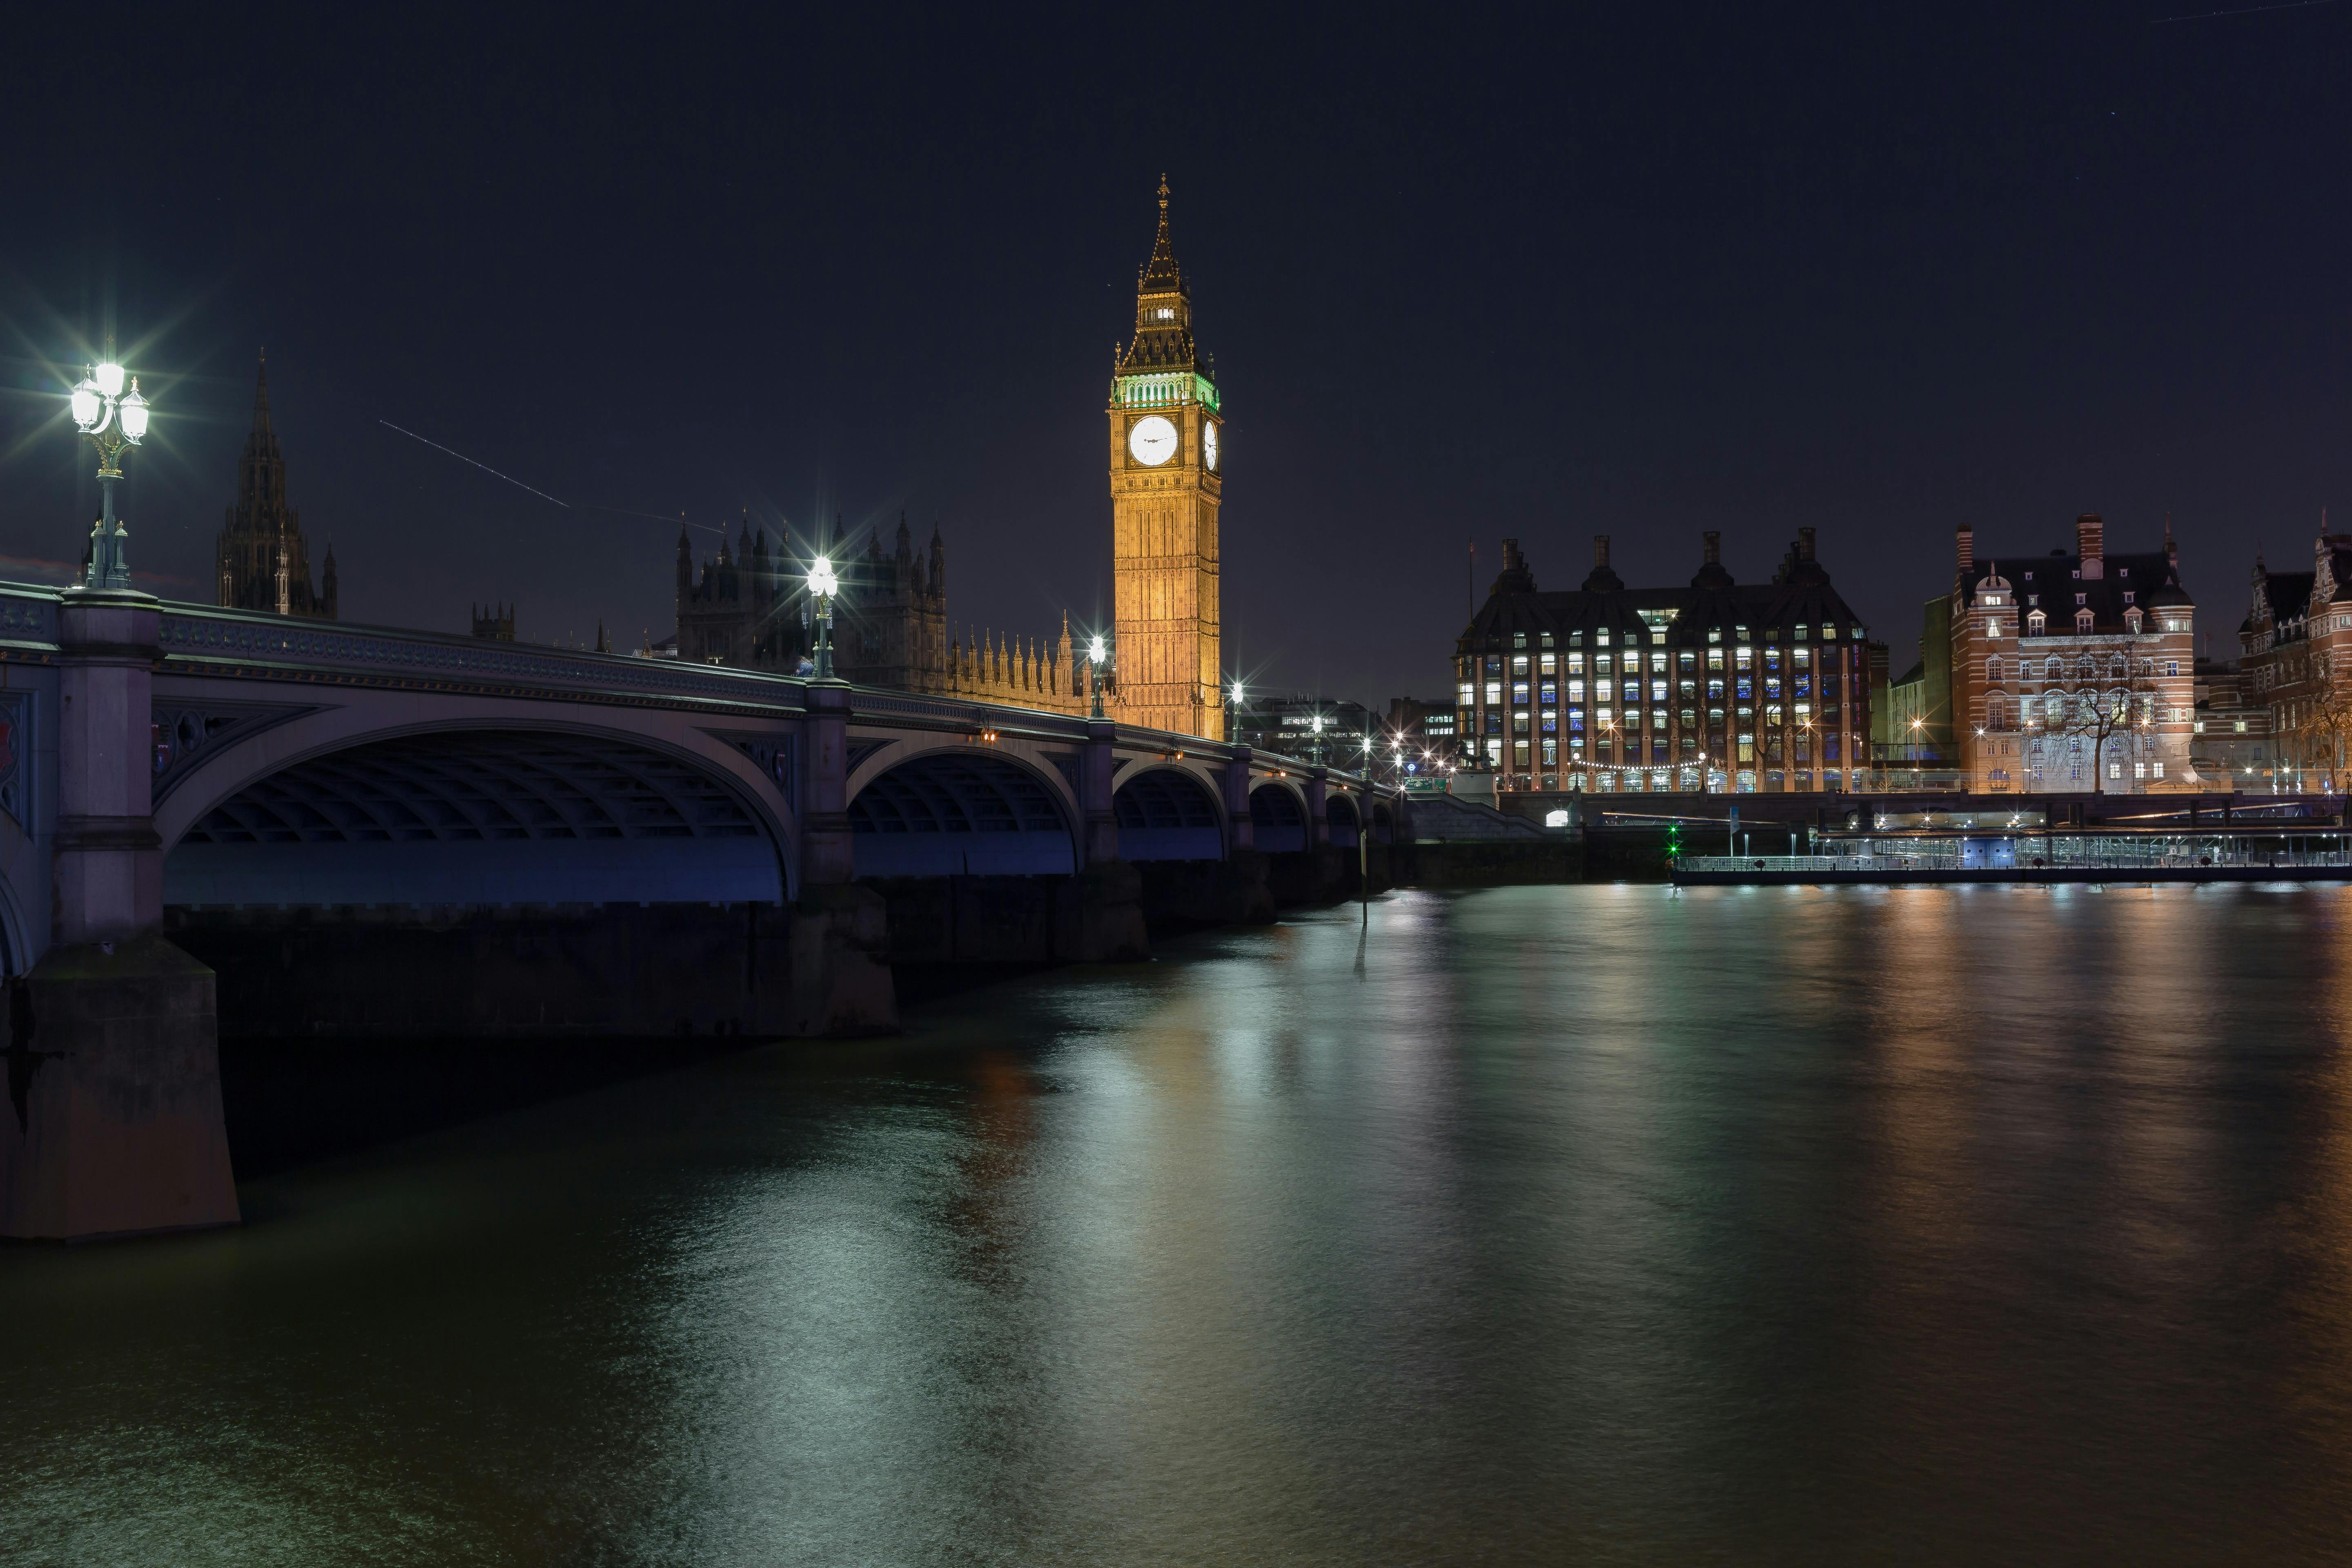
[{"xmin": 2, "ymin": 3, "xmax": 2347, "ymax": 702}]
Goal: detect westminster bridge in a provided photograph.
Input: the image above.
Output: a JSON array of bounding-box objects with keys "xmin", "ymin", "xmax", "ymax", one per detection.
[{"xmin": 0, "ymin": 585, "xmax": 1398, "ymax": 1239}]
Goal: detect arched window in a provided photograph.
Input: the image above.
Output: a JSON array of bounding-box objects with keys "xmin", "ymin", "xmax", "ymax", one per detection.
[
  {"xmin": 2044, "ymin": 653, "xmax": 2060, "ymax": 679},
  {"xmin": 1987, "ymin": 655, "xmax": 2004, "ymax": 684},
  {"xmin": 1986, "ymin": 698, "xmax": 2009, "ymax": 732},
  {"xmin": 2076, "ymin": 653, "xmax": 2095, "ymax": 680},
  {"xmin": 2109, "ymin": 654, "xmax": 2127, "ymax": 680}
]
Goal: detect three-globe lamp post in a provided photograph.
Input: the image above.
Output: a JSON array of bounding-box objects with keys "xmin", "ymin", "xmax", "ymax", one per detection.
[
  {"xmin": 1088, "ymin": 635, "xmax": 1109, "ymax": 719},
  {"xmin": 68, "ymin": 352, "xmax": 151, "ymax": 591}
]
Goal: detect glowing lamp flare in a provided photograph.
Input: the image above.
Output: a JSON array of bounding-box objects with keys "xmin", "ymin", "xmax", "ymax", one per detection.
[
  {"xmin": 1088, "ymin": 635, "xmax": 1107, "ymax": 665},
  {"xmin": 93, "ymin": 361, "xmax": 125, "ymax": 398},
  {"xmin": 117, "ymin": 381, "xmax": 149, "ymax": 442},
  {"xmin": 70, "ymin": 380, "xmax": 105, "ymax": 432},
  {"xmin": 807, "ymin": 556, "xmax": 838, "ymax": 598}
]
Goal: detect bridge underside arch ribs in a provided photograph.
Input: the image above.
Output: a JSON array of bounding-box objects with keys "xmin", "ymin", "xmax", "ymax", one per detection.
[
  {"xmin": 167, "ymin": 732, "xmax": 783, "ymax": 906},
  {"xmin": 850, "ymin": 752, "xmax": 1075, "ymax": 878},
  {"xmin": 1250, "ymin": 783, "xmax": 1308, "ymax": 854},
  {"xmin": 1113, "ymin": 767, "xmax": 1224, "ymax": 861}
]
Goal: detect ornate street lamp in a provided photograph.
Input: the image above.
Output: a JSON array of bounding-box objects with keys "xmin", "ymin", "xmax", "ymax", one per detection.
[
  {"xmin": 1087, "ymin": 634, "xmax": 1109, "ymax": 719},
  {"xmin": 67, "ymin": 348, "xmax": 151, "ymax": 590},
  {"xmin": 807, "ymin": 554, "xmax": 839, "ymax": 678}
]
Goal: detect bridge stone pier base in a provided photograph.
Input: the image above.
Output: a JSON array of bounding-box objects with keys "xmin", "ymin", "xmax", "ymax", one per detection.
[{"xmin": 2, "ymin": 590, "xmax": 238, "ymax": 1241}]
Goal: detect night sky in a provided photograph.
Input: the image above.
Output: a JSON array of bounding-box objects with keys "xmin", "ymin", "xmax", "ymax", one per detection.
[{"xmin": 2, "ymin": 4, "xmax": 2347, "ymax": 704}]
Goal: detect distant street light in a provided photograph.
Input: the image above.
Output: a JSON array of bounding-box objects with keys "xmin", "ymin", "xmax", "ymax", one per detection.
[
  {"xmin": 807, "ymin": 555, "xmax": 839, "ymax": 678},
  {"xmin": 1087, "ymin": 633, "xmax": 1109, "ymax": 719},
  {"xmin": 67, "ymin": 347, "xmax": 150, "ymax": 590}
]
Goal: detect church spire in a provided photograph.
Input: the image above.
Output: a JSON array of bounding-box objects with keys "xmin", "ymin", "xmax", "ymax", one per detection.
[{"xmin": 217, "ymin": 349, "xmax": 333, "ymax": 620}]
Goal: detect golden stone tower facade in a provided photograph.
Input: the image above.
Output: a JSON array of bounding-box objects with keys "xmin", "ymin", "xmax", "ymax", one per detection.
[{"xmin": 1110, "ymin": 177, "xmax": 1224, "ymax": 740}]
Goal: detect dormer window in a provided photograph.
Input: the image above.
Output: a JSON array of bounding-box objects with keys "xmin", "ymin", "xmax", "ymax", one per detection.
[
  {"xmin": 2028, "ymin": 610, "xmax": 2047, "ymax": 635},
  {"xmin": 2075, "ymin": 592, "xmax": 2087, "ymax": 606},
  {"xmin": 2123, "ymin": 591, "xmax": 2134, "ymax": 604},
  {"xmin": 2076, "ymin": 609, "xmax": 2095, "ymax": 634},
  {"xmin": 2027, "ymin": 594, "xmax": 2039, "ymax": 606}
]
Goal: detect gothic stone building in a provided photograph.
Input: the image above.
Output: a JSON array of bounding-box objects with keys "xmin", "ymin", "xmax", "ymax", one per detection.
[
  {"xmin": 1455, "ymin": 530, "xmax": 1873, "ymax": 794},
  {"xmin": 673, "ymin": 515, "xmax": 1088, "ymax": 715},
  {"xmin": 1940, "ymin": 514, "xmax": 2196, "ymax": 793},
  {"xmin": 216, "ymin": 352, "xmax": 337, "ymax": 619}
]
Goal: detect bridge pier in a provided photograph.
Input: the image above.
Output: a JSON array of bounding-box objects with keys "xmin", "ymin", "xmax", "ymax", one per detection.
[
  {"xmin": 3, "ymin": 590, "xmax": 237, "ymax": 1241},
  {"xmin": 793, "ymin": 678, "xmax": 896, "ymax": 1033}
]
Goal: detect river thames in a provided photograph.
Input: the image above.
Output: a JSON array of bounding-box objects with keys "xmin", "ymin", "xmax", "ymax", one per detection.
[{"xmin": 7, "ymin": 883, "xmax": 2352, "ymax": 1564}]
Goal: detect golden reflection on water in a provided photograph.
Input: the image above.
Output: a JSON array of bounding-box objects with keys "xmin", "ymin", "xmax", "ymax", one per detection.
[{"xmin": 7, "ymin": 886, "xmax": 2352, "ymax": 1563}]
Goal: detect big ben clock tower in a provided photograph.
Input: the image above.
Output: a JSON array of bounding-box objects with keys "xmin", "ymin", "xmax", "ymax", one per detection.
[{"xmin": 1111, "ymin": 176, "xmax": 1223, "ymax": 740}]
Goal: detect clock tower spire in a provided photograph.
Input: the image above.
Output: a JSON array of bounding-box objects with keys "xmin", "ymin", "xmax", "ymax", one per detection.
[{"xmin": 1110, "ymin": 175, "xmax": 1224, "ymax": 740}]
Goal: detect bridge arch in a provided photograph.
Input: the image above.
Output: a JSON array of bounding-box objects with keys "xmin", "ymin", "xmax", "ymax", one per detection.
[
  {"xmin": 153, "ymin": 706, "xmax": 797, "ymax": 906},
  {"xmin": 1327, "ymin": 792, "xmax": 1361, "ymax": 849},
  {"xmin": 1249, "ymin": 780, "xmax": 1310, "ymax": 854},
  {"xmin": 847, "ymin": 748, "xmax": 1076, "ymax": 878},
  {"xmin": 1113, "ymin": 765, "xmax": 1226, "ymax": 861}
]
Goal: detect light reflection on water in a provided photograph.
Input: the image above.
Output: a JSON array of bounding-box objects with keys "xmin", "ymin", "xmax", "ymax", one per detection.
[{"xmin": 6, "ymin": 884, "xmax": 2352, "ymax": 1563}]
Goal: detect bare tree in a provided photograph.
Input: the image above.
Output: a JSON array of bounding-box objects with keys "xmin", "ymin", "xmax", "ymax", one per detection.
[
  {"xmin": 2031, "ymin": 649, "xmax": 2160, "ymax": 794},
  {"xmin": 2284, "ymin": 646, "xmax": 2352, "ymax": 792}
]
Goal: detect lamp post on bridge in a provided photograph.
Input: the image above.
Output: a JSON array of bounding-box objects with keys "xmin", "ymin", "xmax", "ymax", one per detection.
[
  {"xmin": 1088, "ymin": 633, "xmax": 1110, "ymax": 720},
  {"xmin": 68, "ymin": 347, "xmax": 151, "ymax": 590},
  {"xmin": 807, "ymin": 554, "xmax": 839, "ymax": 679}
]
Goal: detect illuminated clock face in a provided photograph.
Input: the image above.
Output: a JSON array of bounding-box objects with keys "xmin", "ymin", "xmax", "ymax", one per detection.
[
  {"xmin": 1128, "ymin": 415, "xmax": 1178, "ymax": 467},
  {"xmin": 1203, "ymin": 421, "xmax": 1220, "ymax": 471}
]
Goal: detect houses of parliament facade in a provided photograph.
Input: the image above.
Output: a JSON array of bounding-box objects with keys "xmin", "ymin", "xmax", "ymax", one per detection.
[{"xmin": 670, "ymin": 178, "xmax": 1227, "ymax": 737}]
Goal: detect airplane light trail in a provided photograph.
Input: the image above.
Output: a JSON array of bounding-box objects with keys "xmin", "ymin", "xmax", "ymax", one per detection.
[{"xmin": 378, "ymin": 419, "xmax": 571, "ymax": 508}]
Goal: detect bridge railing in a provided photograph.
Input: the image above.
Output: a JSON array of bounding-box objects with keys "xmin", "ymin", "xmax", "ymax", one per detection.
[{"xmin": 0, "ymin": 586, "xmax": 1383, "ymax": 791}]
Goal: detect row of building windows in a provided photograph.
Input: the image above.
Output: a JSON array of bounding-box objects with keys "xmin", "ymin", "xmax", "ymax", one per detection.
[
  {"xmin": 1977, "ymin": 655, "xmax": 2182, "ymax": 683},
  {"xmin": 1479, "ymin": 730, "xmax": 1852, "ymax": 766},
  {"xmin": 1477, "ymin": 625, "xmax": 1864, "ymax": 652},
  {"xmin": 1463, "ymin": 643, "xmax": 1857, "ymax": 680}
]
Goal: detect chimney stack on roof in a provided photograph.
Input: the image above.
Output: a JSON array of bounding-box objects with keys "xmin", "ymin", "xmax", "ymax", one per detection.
[
  {"xmin": 1702, "ymin": 530, "xmax": 1720, "ymax": 565},
  {"xmin": 1797, "ymin": 526, "xmax": 1816, "ymax": 561},
  {"xmin": 1594, "ymin": 534, "xmax": 1611, "ymax": 569},
  {"xmin": 1956, "ymin": 523, "xmax": 1974, "ymax": 577},
  {"xmin": 2076, "ymin": 513, "xmax": 2105, "ymax": 579}
]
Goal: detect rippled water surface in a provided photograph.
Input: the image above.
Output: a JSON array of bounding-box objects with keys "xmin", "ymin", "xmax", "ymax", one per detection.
[{"xmin": 9, "ymin": 884, "xmax": 2352, "ymax": 1564}]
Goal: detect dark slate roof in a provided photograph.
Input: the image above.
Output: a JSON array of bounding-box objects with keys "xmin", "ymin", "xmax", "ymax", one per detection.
[
  {"xmin": 1456, "ymin": 539, "xmax": 1866, "ymax": 651},
  {"xmin": 1970, "ymin": 550, "xmax": 2190, "ymax": 637},
  {"xmin": 2243, "ymin": 568, "xmax": 2316, "ymax": 635},
  {"xmin": 1119, "ymin": 177, "xmax": 1196, "ymax": 374}
]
